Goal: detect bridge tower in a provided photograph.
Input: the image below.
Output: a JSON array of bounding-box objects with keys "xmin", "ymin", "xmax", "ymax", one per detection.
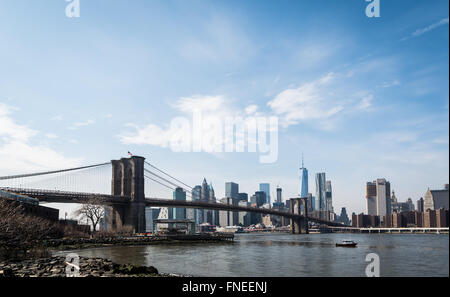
[
  {"xmin": 290, "ymin": 198, "xmax": 309, "ymax": 234},
  {"xmin": 110, "ymin": 156, "xmax": 146, "ymax": 233}
]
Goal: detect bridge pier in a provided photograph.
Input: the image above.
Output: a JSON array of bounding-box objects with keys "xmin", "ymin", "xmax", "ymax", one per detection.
[
  {"xmin": 290, "ymin": 198, "xmax": 309, "ymax": 234},
  {"xmin": 110, "ymin": 156, "xmax": 146, "ymax": 234}
]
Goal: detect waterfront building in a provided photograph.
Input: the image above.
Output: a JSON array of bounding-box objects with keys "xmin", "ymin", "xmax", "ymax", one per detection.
[
  {"xmin": 173, "ymin": 187, "xmax": 186, "ymax": 220},
  {"xmin": 300, "ymin": 156, "xmax": 308, "ymax": 198},
  {"xmin": 259, "ymin": 183, "xmax": 271, "ymax": 205},
  {"xmin": 424, "ymin": 209, "xmax": 437, "ymax": 228},
  {"xmin": 436, "ymin": 209, "xmax": 449, "ymax": 227},
  {"xmin": 315, "ymin": 173, "xmax": 326, "ymax": 214},
  {"xmin": 423, "ymin": 186, "xmax": 449, "ymax": 211},
  {"xmin": 145, "ymin": 207, "xmax": 161, "ymax": 233},
  {"xmin": 366, "ymin": 178, "xmax": 391, "ymax": 219}
]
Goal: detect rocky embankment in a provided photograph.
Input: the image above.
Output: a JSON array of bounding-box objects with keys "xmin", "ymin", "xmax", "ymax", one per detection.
[{"xmin": 0, "ymin": 256, "xmax": 159, "ymax": 278}]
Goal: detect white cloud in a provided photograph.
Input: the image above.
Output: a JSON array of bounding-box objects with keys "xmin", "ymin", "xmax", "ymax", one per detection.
[
  {"xmin": 267, "ymin": 73, "xmax": 344, "ymax": 127},
  {"xmin": 0, "ymin": 103, "xmax": 81, "ymax": 173},
  {"xmin": 357, "ymin": 94, "xmax": 374, "ymax": 110},
  {"xmin": 245, "ymin": 104, "xmax": 258, "ymax": 115},
  {"xmin": 401, "ymin": 17, "xmax": 449, "ymax": 41}
]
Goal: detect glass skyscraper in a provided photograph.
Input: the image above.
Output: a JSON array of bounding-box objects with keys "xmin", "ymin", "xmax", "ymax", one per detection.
[
  {"xmin": 173, "ymin": 187, "xmax": 186, "ymax": 219},
  {"xmin": 300, "ymin": 157, "xmax": 308, "ymax": 198},
  {"xmin": 225, "ymin": 182, "xmax": 239, "ymax": 199},
  {"xmin": 259, "ymin": 183, "xmax": 270, "ymax": 205},
  {"xmin": 315, "ymin": 173, "xmax": 326, "ymax": 212}
]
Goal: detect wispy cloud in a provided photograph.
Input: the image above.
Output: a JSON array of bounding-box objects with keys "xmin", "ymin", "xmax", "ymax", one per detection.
[
  {"xmin": 68, "ymin": 119, "xmax": 95, "ymax": 130},
  {"xmin": 0, "ymin": 103, "xmax": 81, "ymax": 173},
  {"xmin": 401, "ymin": 17, "xmax": 449, "ymax": 41}
]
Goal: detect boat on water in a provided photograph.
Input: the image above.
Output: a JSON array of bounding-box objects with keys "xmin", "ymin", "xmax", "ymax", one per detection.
[{"xmin": 336, "ymin": 240, "xmax": 358, "ymax": 247}]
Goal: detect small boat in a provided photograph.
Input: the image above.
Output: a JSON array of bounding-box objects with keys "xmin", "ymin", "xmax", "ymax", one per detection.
[{"xmin": 336, "ymin": 240, "xmax": 358, "ymax": 247}]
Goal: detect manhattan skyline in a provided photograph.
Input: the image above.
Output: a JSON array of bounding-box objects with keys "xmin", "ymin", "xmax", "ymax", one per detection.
[{"xmin": 0, "ymin": 0, "xmax": 448, "ymax": 215}]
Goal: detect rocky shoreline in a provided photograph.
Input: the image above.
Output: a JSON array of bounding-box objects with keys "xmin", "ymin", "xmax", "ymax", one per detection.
[{"xmin": 0, "ymin": 256, "xmax": 167, "ymax": 278}]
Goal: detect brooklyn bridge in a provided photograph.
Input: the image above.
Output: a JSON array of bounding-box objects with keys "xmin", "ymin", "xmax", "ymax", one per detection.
[{"xmin": 0, "ymin": 156, "xmax": 347, "ymax": 234}]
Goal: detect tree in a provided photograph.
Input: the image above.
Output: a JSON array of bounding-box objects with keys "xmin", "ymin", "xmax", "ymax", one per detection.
[
  {"xmin": 74, "ymin": 197, "xmax": 105, "ymax": 232},
  {"xmin": 0, "ymin": 200, "xmax": 62, "ymax": 260}
]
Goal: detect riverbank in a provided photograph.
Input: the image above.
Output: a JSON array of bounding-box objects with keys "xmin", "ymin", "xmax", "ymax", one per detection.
[
  {"xmin": 0, "ymin": 256, "xmax": 165, "ymax": 278},
  {"xmin": 44, "ymin": 233, "xmax": 234, "ymax": 251}
]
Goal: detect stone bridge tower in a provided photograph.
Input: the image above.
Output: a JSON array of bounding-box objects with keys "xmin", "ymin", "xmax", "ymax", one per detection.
[
  {"xmin": 290, "ymin": 198, "xmax": 309, "ymax": 234},
  {"xmin": 110, "ymin": 156, "xmax": 146, "ymax": 233}
]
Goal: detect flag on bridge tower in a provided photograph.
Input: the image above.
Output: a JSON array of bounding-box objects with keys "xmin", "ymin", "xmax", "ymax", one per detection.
[{"xmin": 128, "ymin": 151, "xmax": 133, "ymax": 157}]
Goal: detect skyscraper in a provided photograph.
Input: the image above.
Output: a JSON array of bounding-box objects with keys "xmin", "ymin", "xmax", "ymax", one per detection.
[
  {"xmin": 276, "ymin": 187, "xmax": 282, "ymax": 204},
  {"xmin": 315, "ymin": 173, "xmax": 326, "ymax": 212},
  {"xmin": 173, "ymin": 187, "xmax": 186, "ymax": 220},
  {"xmin": 300, "ymin": 156, "xmax": 308, "ymax": 198},
  {"xmin": 259, "ymin": 183, "xmax": 271, "ymax": 205},
  {"xmin": 225, "ymin": 182, "xmax": 239, "ymax": 199},
  {"xmin": 325, "ymin": 180, "xmax": 333, "ymax": 213}
]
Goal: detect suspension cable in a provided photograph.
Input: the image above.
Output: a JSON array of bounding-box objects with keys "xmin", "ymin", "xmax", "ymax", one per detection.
[
  {"xmin": 144, "ymin": 161, "xmax": 198, "ymax": 194},
  {"xmin": 0, "ymin": 162, "xmax": 110, "ymax": 181}
]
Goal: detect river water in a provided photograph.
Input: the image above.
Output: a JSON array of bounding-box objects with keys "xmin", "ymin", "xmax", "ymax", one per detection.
[{"xmin": 55, "ymin": 233, "xmax": 449, "ymax": 277}]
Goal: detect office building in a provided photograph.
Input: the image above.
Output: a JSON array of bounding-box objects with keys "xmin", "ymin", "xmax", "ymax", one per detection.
[
  {"xmin": 259, "ymin": 183, "xmax": 271, "ymax": 205},
  {"xmin": 225, "ymin": 182, "xmax": 239, "ymax": 199},
  {"xmin": 300, "ymin": 156, "xmax": 308, "ymax": 198},
  {"xmin": 250, "ymin": 191, "xmax": 267, "ymax": 208},
  {"xmin": 238, "ymin": 193, "xmax": 248, "ymax": 202},
  {"xmin": 325, "ymin": 180, "xmax": 333, "ymax": 214},
  {"xmin": 417, "ymin": 197, "xmax": 424, "ymax": 213},
  {"xmin": 315, "ymin": 173, "xmax": 326, "ymax": 212},
  {"xmin": 173, "ymin": 187, "xmax": 186, "ymax": 220},
  {"xmin": 423, "ymin": 186, "xmax": 449, "ymax": 211},
  {"xmin": 366, "ymin": 178, "xmax": 392, "ymax": 218},
  {"xmin": 145, "ymin": 208, "xmax": 161, "ymax": 233}
]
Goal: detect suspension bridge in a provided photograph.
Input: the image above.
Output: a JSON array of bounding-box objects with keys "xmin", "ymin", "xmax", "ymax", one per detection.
[{"xmin": 0, "ymin": 156, "xmax": 346, "ymax": 234}]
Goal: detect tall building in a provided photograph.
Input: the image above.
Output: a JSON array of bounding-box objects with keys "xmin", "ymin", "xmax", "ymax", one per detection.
[
  {"xmin": 219, "ymin": 197, "xmax": 238, "ymax": 227},
  {"xmin": 192, "ymin": 185, "xmax": 202, "ymax": 225},
  {"xmin": 225, "ymin": 182, "xmax": 239, "ymax": 199},
  {"xmin": 417, "ymin": 197, "xmax": 424, "ymax": 213},
  {"xmin": 276, "ymin": 187, "xmax": 282, "ymax": 204},
  {"xmin": 423, "ymin": 186, "xmax": 449, "ymax": 211},
  {"xmin": 366, "ymin": 182, "xmax": 377, "ymax": 215},
  {"xmin": 325, "ymin": 180, "xmax": 333, "ymax": 213},
  {"xmin": 366, "ymin": 178, "xmax": 391, "ymax": 218},
  {"xmin": 315, "ymin": 173, "xmax": 326, "ymax": 212},
  {"xmin": 145, "ymin": 208, "xmax": 161, "ymax": 233},
  {"xmin": 337, "ymin": 207, "xmax": 350, "ymax": 226},
  {"xmin": 250, "ymin": 191, "xmax": 267, "ymax": 208},
  {"xmin": 259, "ymin": 183, "xmax": 271, "ymax": 205},
  {"xmin": 173, "ymin": 187, "xmax": 186, "ymax": 219},
  {"xmin": 300, "ymin": 156, "xmax": 308, "ymax": 198}
]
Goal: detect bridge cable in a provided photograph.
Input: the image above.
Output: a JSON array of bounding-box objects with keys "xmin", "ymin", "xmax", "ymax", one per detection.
[
  {"xmin": 144, "ymin": 161, "xmax": 199, "ymax": 195},
  {"xmin": 0, "ymin": 162, "xmax": 111, "ymax": 181}
]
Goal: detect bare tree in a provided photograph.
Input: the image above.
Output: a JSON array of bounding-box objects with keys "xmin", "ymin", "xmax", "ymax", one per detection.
[
  {"xmin": 0, "ymin": 200, "xmax": 62, "ymax": 259},
  {"xmin": 74, "ymin": 197, "xmax": 105, "ymax": 232}
]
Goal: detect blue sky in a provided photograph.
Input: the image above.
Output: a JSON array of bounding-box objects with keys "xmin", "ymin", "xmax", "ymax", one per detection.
[{"xmin": 0, "ymin": 0, "xmax": 448, "ymax": 216}]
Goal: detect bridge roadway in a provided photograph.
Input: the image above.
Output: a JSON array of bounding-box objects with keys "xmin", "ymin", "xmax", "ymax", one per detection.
[{"xmin": 1, "ymin": 188, "xmax": 346, "ymax": 227}]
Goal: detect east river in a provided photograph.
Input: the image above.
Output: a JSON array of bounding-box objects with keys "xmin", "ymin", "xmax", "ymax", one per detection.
[{"xmin": 55, "ymin": 233, "xmax": 449, "ymax": 277}]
